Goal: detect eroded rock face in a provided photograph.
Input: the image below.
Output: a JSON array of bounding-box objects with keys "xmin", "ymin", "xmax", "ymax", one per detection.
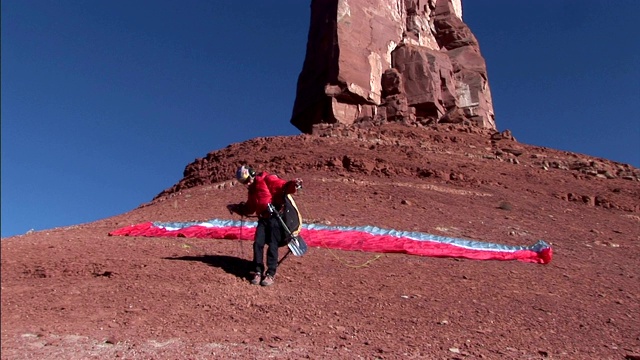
[{"xmin": 290, "ymin": 0, "xmax": 495, "ymax": 133}]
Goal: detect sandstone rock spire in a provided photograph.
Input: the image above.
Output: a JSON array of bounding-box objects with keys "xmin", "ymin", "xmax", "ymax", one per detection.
[{"xmin": 290, "ymin": 0, "xmax": 495, "ymax": 133}]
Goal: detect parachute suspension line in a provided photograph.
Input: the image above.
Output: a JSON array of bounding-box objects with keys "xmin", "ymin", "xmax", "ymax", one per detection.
[
  {"xmin": 296, "ymin": 188, "xmax": 382, "ymax": 269},
  {"xmin": 178, "ymin": 241, "xmax": 207, "ymax": 253},
  {"xmin": 326, "ymin": 249, "xmax": 382, "ymax": 268},
  {"xmin": 238, "ymin": 215, "xmax": 247, "ymax": 260}
]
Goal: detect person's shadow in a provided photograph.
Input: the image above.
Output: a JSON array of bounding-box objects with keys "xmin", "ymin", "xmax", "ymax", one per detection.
[{"xmin": 165, "ymin": 255, "xmax": 253, "ymax": 280}]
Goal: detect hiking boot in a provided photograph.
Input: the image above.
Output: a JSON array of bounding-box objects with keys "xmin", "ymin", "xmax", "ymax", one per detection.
[
  {"xmin": 250, "ymin": 273, "xmax": 262, "ymax": 285},
  {"xmin": 260, "ymin": 274, "xmax": 275, "ymax": 287}
]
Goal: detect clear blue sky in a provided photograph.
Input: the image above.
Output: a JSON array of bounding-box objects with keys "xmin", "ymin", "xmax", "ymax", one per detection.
[{"xmin": 2, "ymin": 1, "xmax": 639, "ymax": 238}]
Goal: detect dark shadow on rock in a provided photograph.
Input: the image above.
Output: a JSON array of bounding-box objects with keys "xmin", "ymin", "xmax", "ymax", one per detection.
[{"xmin": 165, "ymin": 255, "xmax": 253, "ymax": 280}]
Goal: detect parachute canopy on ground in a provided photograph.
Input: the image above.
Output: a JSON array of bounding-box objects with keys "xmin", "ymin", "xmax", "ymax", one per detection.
[{"xmin": 109, "ymin": 219, "xmax": 552, "ymax": 264}]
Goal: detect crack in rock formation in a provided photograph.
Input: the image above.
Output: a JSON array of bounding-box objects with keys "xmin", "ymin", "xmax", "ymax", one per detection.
[{"xmin": 291, "ymin": 0, "xmax": 495, "ymax": 133}]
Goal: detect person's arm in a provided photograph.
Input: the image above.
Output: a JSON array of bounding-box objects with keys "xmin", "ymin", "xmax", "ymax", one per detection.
[
  {"xmin": 227, "ymin": 202, "xmax": 248, "ymax": 216},
  {"xmin": 283, "ymin": 178, "xmax": 303, "ymax": 194}
]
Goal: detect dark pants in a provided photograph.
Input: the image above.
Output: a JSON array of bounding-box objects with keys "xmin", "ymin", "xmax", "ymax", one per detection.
[{"xmin": 253, "ymin": 216, "xmax": 284, "ymax": 276}]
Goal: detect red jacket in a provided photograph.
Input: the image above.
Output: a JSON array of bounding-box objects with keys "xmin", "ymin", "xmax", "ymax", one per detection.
[{"xmin": 243, "ymin": 172, "xmax": 297, "ymax": 217}]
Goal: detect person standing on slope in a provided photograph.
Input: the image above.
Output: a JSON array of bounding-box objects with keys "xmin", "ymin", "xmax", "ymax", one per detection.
[{"xmin": 228, "ymin": 165, "xmax": 302, "ymax": 286}]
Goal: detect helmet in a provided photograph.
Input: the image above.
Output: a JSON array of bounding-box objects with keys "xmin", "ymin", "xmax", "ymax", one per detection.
[{"xmin": 235, "ymin": 165, "xmax": 256, "ymax": 184}]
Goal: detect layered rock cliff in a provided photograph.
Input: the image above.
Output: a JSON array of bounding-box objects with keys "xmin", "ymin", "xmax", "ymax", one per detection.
[{"xmin": 290, "ymin": 0, "xmax": 495, "ymax": 133}]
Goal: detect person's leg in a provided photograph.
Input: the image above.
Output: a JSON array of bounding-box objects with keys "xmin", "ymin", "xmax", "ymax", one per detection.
[
  {"xmin": 253, "ymin": 219, "xmax": 267, "ymax": 275},
  {"xmin": 265, "ymin": 217, "xmax": 284, "ymax": 277}
]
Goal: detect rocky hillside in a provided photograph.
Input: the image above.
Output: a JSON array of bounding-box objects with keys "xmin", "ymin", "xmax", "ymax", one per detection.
[{"xmin": 156, "ymin": 123, "xmax": 639, "ymax": 214}]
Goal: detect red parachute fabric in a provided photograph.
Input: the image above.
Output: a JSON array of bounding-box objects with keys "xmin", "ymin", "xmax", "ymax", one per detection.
[{"xmin": 109, "ymin": 220, "xmax": 552, "ymax": 264}]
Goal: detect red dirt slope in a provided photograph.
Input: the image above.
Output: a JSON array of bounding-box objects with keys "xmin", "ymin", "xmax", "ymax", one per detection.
[{"xmin": 2, "ymin": 124, "xmax": 639, "ymax": 359}]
